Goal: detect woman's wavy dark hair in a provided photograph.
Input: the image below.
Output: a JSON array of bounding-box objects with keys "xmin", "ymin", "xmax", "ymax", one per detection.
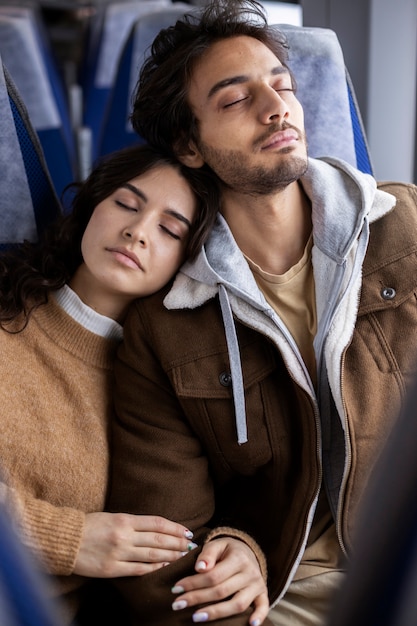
[
  {"xmin": 131, "ymin": 0, "xmax": 292, "ymax": 157},
  {"xmin": 0, "ymin": 143, "xmax": 220, "ymax": 329}
]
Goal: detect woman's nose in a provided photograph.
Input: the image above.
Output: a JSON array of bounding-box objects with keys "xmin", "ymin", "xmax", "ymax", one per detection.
[{"xmin": 122, "ymin": 225, "xmax": 146, "ymax": 246}]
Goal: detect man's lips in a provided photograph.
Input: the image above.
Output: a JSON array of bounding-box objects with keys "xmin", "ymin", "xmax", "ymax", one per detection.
[
  {"xmin": 260, "ymin": 128, "xmax": 299, "ymax": 150},
  {"xmin": 107, "ymin": 247, "xmax": 143, "ymax": 270}
]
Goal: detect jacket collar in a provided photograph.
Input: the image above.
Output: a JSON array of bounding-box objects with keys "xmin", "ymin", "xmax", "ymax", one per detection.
[{"xmin": 165, "ymin": 157, "xmax": 395, "ymax": 312}]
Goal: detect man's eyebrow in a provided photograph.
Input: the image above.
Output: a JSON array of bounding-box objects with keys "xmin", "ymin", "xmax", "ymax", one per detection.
[
  {"xmin": 207, "ymin": 65, "xmax": 289, "ymax": 99},
  {"xmin": 121, "ymin": 183, "xmax": 191, "ymax": 228},
  {"xmin": 207, "ymin": 75, "xmax": 248, "ymax": 99}
]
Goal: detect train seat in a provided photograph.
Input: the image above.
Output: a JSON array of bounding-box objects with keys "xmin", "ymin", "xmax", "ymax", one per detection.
[
  {"xmin": 0, "ymin": 58, "xmax": 62, "ymax": 250},
  {"xmin": 0, "ymin": 8, "xmax": 77, "ymax": 201}
]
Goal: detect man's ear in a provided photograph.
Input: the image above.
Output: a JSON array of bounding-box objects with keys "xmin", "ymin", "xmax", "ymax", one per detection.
[{"xmin": 175, "ymin": 140, "xmax": 205, "ymax": 168}]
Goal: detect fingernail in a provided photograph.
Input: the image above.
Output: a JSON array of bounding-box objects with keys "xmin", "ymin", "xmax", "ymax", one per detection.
[
  {"xmin": 251, "ymin": 620, "xmax": 261, "ymax": 626},
  {"xmin": 171, "ymin": 585, "xmax": 185, "ymax": 594},
  {"xmin": 184, "ymin": 529, "xmax": 194, "ymax": 539},
  {"xmin": 188, "ymin": 541, "xmax": 198, "ymax": 551},
  {"xmin": 193, "ymin": 612, "xmax": 209, "ymax": 623},
  {"xmin": 180, "ymin": 551, "xmax": 188, "ymax": 557},
  {"xmin": 195, "ymin": 560, "xmax": 207, "ymax": 571},
  {"xmin": 172, "ymin": 600, "xmax": 188, "ymax": 611}
]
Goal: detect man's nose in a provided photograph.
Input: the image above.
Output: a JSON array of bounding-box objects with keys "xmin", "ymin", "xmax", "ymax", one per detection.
[{"xmin": 257, "ymin": 85, "xmax": 290, "ymax": 123}]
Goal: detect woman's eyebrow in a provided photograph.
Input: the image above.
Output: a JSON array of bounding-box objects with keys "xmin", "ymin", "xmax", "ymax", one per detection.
[
  {"xmin": 122, "ymin": 182, "xmax": 147, "ymax": 202},
  {"xmin": 164, "ymin": 209, "xmax": 192, "ymax": 229},
  {"xmin": 121, "ymin": 183, "xmax": 191, "ymax": 228}
]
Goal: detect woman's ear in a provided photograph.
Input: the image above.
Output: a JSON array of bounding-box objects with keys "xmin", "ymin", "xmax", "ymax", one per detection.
[{"xmin": 175, "ymin": 140, "xmax": 205, "ymax": 168}]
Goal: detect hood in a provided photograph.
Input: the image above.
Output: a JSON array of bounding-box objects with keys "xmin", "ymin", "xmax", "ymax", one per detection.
[
  {"xmin": 164, "ymin": 157, "xmax": 396, "ymax": 445},
  {"xmin": 305, "ymin": 157, "xmax": 394, "ymax": 263},
  {"xmin": 168, "ymin": 157, "xmax": 395, "ymax": 305}
]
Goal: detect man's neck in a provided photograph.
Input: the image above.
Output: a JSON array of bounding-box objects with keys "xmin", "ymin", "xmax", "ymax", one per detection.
[{"xmin": 221, "ymin": 181, "xmax": 312, "ymax": 275}]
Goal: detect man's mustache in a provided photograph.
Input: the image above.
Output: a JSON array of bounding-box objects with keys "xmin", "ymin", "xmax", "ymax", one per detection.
[{"xmin": 254, "ymin": 121, "xmax": 304, "ymax": 149}]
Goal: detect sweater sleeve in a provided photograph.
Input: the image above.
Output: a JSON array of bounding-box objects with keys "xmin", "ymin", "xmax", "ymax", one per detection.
[
  {"xmin": 0, "ymin": 481, "xmax": 85, "ymax": 576},
  {"xmin": 205, "ymin": 526, "xmax": 268, "ymax": 582}
]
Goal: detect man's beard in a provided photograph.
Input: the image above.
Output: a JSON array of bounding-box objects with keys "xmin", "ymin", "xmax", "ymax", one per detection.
[{"xmin": 195, "ymin": 125, "xmax": 308, "ymax": 196}]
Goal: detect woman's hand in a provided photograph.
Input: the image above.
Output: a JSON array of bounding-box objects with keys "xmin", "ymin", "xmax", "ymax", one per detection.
[
  {"xmin": 171, "ymin": 537, "xmax": 269, "ymax": 625},
  {"xmin": 73, "ymin": 512, "xmax": 196, "ymax": 577}
]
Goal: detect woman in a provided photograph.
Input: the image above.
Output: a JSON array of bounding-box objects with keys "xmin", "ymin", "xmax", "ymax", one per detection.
[
  {"xmin": 0, "ymin": 143, "xmax": 268, "ymax": 626},
  {"xmin": 0, "ymin": 144, "xmax": 219, "ymax": 623}
]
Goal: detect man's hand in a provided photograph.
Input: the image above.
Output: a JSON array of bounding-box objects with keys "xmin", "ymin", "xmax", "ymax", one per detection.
[{"xmin": 171, "ymin": 536, "xmax": 269, "ymax": 625}]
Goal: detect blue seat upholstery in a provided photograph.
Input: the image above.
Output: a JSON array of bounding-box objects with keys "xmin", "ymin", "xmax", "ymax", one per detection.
[
  {"xmin": 0, "ymin": 8, "xmax": 77, "ymax": 201},
  {"xmin": 0, "ymin": 58, "xmax": 62, "ymax": 250},
  {"xmin": 0, "ymin": 502, "xmax": 59, "ymax": 626},
  {"xmin": 81, "ymin": 0, "xmax": 172, "ymax": 161},
  {"xmin": 279, "ymin": 24, "xmax": 374, "ymax": 174},
  {"xmin": 97, "ymin": 4, "xmax": 192, "ymax": 159},
  {"xmin": 346, "ymin": 72, "xmax": 373, "ymax": 175}
]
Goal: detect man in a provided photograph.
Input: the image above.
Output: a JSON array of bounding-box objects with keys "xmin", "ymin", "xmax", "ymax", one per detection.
[{"xmin": 108, "ymin": 1, "xmax": 417, "ymax": 624}]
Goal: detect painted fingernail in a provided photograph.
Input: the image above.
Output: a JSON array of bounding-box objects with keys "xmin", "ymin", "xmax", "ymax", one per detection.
[
  {"xmin": 193, "ymin": 612, "xmax": 209, "ymax": 622},
  {"xmin": 171, "ymin": 585, "xmax": 185, "ymax": 594},
  {"xmin": 251, "ymin": 620, "xmax": 261, "ymax": 626},
  {"xmin": 172, "ymin": 600, "xmax": 188, "ymax": 611},
  {"xmin": 188, "ymin": 541, "xmax": 198, "ymax": 551},
  {"xmin": 195, "ymin": 560, "xmax": 207, "ymax": 571},
  {"xmin": 184, "ymin": 529, "xmax": 194, "ymax": 539}
]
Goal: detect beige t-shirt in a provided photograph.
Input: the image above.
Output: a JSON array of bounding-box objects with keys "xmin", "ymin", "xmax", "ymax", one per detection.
[
  {"xmin": 245, "ymin": 234, "xmax": 317, "ymax": 385},
  {"xmin": 245, "ymin": 235, "xmax": 343, "ymax": 580}
]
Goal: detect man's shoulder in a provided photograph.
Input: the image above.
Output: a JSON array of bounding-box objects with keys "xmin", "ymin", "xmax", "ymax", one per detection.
[
  {"xmin": 376, "ymin": 180, "xmax": 417, "ymax": 229},
  {"xmin": 377, "ymin": 180, "xmax": 417, "ymax": 205},
  {"xmin": 126, "ymin": 279, "xmax": 220, "ymax": 333},
  {"xmin": 131, "ymin": 281, "xmax": 173, "ymax": 314},
  {"xmin": 364, "ymin": 180, "xmax": 417, "ymax": 271}
]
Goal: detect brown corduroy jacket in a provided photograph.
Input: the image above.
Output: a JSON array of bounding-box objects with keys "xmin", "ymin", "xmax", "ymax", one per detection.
[{"xmin": 108, "ymin": 170, "xmax": 417, "ymax": 625}]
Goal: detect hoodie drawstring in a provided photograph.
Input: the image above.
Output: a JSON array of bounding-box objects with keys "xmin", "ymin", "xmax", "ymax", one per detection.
[{"xmin": 219, "ymin": 285, "xmax": 248, "ymax": 445}]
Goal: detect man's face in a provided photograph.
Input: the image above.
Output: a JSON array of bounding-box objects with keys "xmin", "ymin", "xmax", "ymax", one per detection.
[{"xmin": 187, "ymin": 35, "xmax": 308, "ymax": 195}]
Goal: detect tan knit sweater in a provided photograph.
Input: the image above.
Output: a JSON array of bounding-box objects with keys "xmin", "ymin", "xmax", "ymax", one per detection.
[{"xmin": 0, "ymin": 294, "xmax": 120, "ymax": 623}]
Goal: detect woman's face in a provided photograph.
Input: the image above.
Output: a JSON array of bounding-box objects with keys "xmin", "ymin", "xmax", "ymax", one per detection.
[{"xmin": 70, "ymin": 164, "xmax": 197, "ymax": 321}]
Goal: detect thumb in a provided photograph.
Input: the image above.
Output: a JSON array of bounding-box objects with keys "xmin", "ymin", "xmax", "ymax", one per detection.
[{"xmin": 194, "ymin": 538, "xmax": 225, "ymax": 573}]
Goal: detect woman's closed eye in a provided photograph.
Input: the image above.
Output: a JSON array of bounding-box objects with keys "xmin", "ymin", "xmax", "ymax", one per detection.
[
  {"xmin": 115, "ymin": 200, "xmax": 138, "ymax": 212},
  {"xmin": 159, "ymin": 225, "xmax": 180, "ymax": 240}
]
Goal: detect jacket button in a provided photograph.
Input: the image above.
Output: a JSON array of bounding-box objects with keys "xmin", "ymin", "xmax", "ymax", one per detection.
[
  {"xmin": 381, "ymin": 286, "xmax": 396, "ymax": 300},
  {"xmin": 219, "ymin": 372, "xmax": 232, "ymax": 387}
]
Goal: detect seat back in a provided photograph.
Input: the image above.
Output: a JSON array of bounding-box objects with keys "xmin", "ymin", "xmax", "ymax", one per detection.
[
  {"xmin": 278, "ymin": 24, "xmax": 373, "ymax": 174},
  {"xmin": 0, "ymin": 8, "xmax": 77, "ymax": 200},
  {"xmin": 81, "ymin": 0, "xmax": 172, "ymax": 160},
  {"xmin": 97, "ymin": 4, "xmax": 192, "ymax": 158},
  {"xmin": 0, "ymin": 501, "xmax": 59, "ymax": 626},
  {"xmin": 0, "ymin": 59, "xmax": 62, "ymax": 250}
]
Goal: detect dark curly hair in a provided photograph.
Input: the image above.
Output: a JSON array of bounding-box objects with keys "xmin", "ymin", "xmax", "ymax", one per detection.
[
  {"xmin": 131, "ymin": 0, "xmax": 291, "ymax": 157},
  {"xmin": 0, "ymin": 143, "xmax": 220, "ymax": 330}
]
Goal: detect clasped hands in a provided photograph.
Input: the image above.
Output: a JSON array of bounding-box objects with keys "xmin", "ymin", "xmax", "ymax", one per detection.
[{"xmin": 74, "ymin": 512, "xmax": 269, "ymax": 624}]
